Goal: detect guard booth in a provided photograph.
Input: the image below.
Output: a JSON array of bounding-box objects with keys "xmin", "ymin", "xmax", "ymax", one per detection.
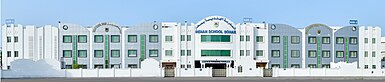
[
  {"xmin": 202, "ymin": 60, "xmax": 233, "ymax": 77},
  {"xmin": 162, "ymin": 62, "xmax": 176, "ymax": 77}
]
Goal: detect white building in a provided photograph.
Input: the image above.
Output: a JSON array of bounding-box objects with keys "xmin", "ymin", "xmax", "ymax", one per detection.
[{"xmin": 359, "ymin": 26, "xmax": 382, "ymax": 69}]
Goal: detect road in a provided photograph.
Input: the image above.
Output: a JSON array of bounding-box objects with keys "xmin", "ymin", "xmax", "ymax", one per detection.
[{"xmin": 2, "ymin": 77, "xmax": 385, "ymax": 82}]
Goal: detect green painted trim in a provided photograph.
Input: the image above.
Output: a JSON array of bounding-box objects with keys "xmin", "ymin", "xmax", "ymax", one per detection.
[
  {"xmin": 140, "ymin": 35, "xmax": 146, "ymax": 61},
  {"xmin": 283, "ymin": 36, "xmax": 288, "ymax": 68},
  {"xmin": 72, "ymin": 35, "xmax": 77, "ymax": 67},
  {"xmin": 317, "ymin": 37, "xmax": 321, "ymax": 68},
  {"xmin": 345, "ymin": 37, "xmax": 349, "ymax": 62},
  {"xmin": 105, "ymin": 35, "xmax": 109, "ymax": 68}
]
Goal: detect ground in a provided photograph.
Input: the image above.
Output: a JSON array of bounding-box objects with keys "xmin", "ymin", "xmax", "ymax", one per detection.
[{"xmin": 2, "ymin": 77, "xmax": 385, "ymax": 82}]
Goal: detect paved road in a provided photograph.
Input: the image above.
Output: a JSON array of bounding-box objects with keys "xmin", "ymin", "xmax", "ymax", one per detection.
[{"xmin": 2, "ymin": 77, "xmax": 385, "ymax": 82}]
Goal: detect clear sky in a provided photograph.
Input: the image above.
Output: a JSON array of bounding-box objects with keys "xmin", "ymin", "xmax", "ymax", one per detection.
[{"xmin": 1, "ymin": 0, "xmax": 385, "ymax": 47}]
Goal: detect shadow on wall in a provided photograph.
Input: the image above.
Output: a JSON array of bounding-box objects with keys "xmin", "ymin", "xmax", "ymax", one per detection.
[{"xmin": 2, "ymin": 59, "xmax": 65, "ymax": 78}]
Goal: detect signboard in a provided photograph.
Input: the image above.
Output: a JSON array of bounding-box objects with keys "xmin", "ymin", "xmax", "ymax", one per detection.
[{"xmin": 195, "ymin": 16, "xmax": 237, "ymax": 34}]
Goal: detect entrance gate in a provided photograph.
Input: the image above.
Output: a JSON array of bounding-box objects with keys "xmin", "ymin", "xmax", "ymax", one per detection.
[
  {"xmin": 206, "ymin": 64, "xmax": 226, "ymax": 77},
  {"xmin": 162, "ymin": 62, "xmax": 176, "ymax": 77}
]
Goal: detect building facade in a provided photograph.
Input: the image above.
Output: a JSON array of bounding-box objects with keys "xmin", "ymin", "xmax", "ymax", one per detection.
[{"xmin": 1, "ymin": 16, "xmax": 383, "ymax": 71}]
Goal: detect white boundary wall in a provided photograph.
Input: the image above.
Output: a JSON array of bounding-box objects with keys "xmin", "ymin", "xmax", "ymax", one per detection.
[{"xmin": 272, "ymin": 68, "xmax": 385, "ymax": 77}]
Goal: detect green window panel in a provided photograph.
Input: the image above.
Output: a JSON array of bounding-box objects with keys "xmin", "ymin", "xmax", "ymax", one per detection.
[
  {"xmin": 72, "ymin": 35, "xmax": 78, "ymax": 65},
  {"xmin": 372, "ymin": 38, "xmax": 376, "ymax": 44},
  {"xmin": 149, "ymin": 49, "xmax": 158, "ymax": 57},
  {"xmin": 94, "ymin": 50, "xmax": 103, "ymax": 58},
  {"xmin": 255, "ymin": 50, "xmax": 263, "ymax": 56},
  {"xmin": 201, "ymin": 50, "xmax": 231, "ymax": 56},
  {"xmin": 128, "ymin": 50, "xmax": 137, "ymax": 57},
  {"xmin": 246, "ymin": 35, "xmax": 250, "ymax": 41},
  {"xmin": 187, "ymin": 50, "xmax": 191, "ymax": 56},
  {"xmin": 201, "ymin": 35, "xmax": 231, "ymax": 42},
  {"xmin": 240, "ymin": 35, "xmax": 244, "ymax": 41},
  {"xmin": 94, "ymin": 35, "xmax": 103, "ymax": 43},
  {"xmin": 317, "ymin": 37, "xmax": 322, "ymax": 68},
  {"xmin": 322, "ymin": 37, "xmax": 330, "ymax": 44},
  {"xmin": 149, "ymin": 35, "xmax": 158, "ymax": 43},
  {"xmin": 308, "ymin": 37, "xmax": 316, "ymax": 44},
  {"xmin": 246, "ymin": 50, "xmax": 250, "ymax": 56},
  {"xmin": 240, "ymin": 50, "xmax": 244, "ymax": 56},
  {"xmin": 272, "ymin": 50, "xmax": 280, "ymax": 58},
  {"xmin": 180, "ymin": 35, "xmax": 185, "ymax": 41},
  {"xmin": 78, "ymin": 50, "xmax": 87, "ymax": 58},
  {"xmin": 345, "ymin": 37, "xmax": 349, "ymax": 62},
  {"xmin": 283, "ymin": 36, "xmax": 288, "ymax": 68},
  {"xmin": 291, "ymin": 36, "xmax": 300, "ymax": 44},
  {"xmin": 364, "ymin": 51, "xmax": 368, "ymax": 57},
  {"xmin": 350, "ymin": 37, "xmax": 357, "ymax": 44},
  {"xmin": 308, "ymin": 50, "xmax": 316, "ymax": 58},
  {"xmin": 350, "ymin": 51, "xmax": 357, "ymax": 58},
  {"xmin": 180, "ymin": 50, "xmax": 185, "ymax": 56},
  {"xmin": 127, "ymin": 35, "xmax": 137, "ymax": 43},
  {"xmin": 105, "ymin": 35, "xmax": 109, "ymax": 68},
  {"xmin": 336, "ymin": 37, "xmax": 344, "ymax": 44},
  {"xmin": 63, "ymin": 50, "xmax": 72, "ymax": 58},
  {"xmin": 256, "ymin": 36, "xmax": 264, "ymax": 42},
  {"xmin": 291, "ymin": 50, "xmax": 300, "ymax": 58},
  {"xmin": 63, "ymin": 35, "xmax": 72, "ymax": 43},
  {"xmin": 78, "ymin": 35, "xmax": 87, "ymax": 43},
  {"xmin": 111, "ymin": 35, "xmax": 120, "ymax": 43},
  {"xmin": 322, "ymin": 50, "xmax": 330, "ymax": 58},
  {"xmin": 165, "ymin": 50, "xmax": 173, "ymax": 56},
  {"xmin": 271, "ymin": 36, "xmax": 280, "ymax": 43},
  {"xmin": 111, "ymin": 50, "xmax": 120, "ymax": 58},
  {"xmin": 364, "ymin": 38, "xmax": 368, "ymax": 43},
  {"xmin": 372, "ymin": 51, "xmax": 376, "ymax": 57},
  {"xmin": 336, "ymin": 51, "xmax": 344, "ymax": 58},
  {"xmin": 165, "ymin": 36, "xmax": 173, "ymax": 42},
  {"xmin": 187, "ymin": 35, "xmax": 192, "ymax": 41}
]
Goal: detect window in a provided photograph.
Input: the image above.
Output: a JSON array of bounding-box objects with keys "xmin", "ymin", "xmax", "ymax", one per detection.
[
  {"xmin": 201, "ymin": 50, "xmax": 231, "ymax": 56},
  {"xmin": 165, "ymin": 50, "xmax": 173, "ymax": 56},
  {"xmin": 111, "ymin": 50, "xmax": 120, "ymax": 58},
  {"xmin": 272, "ymin": 64, "xmax": 280, "ymax": 68},
  {"xmin": 14, "ymin": 36, "xmax": 18, "ymax": 42},
  {"xmin": 336, "ymin": 37, "xmax": 344, "ymax": 44},
  {"xmin": 187, "ymin": 50, "xmax": 191, "ymax": 56},
  {"xmin": 372, "ymin": 65, "xmax": 376, "ymax": 69},
  {"xmin": 240, "ymin": 50, "xmax": 244, "ymax": 56},
  {"xmin": 63, "ymin": 35, "xmax": 72, "ymax": 43},
  {"xmin": 128, "ymin": 64, "xmax": 138, "ymax": 68},
  {"xmin": 180, "ymin": 35, "xmax": 185, "ymax": 41},
  {"xmin": 256, "ymin": 36, "xmax": 263, "ymax": 42},
  {"xmin": 364, "ymin": 38, "xmax": 368, "ymax": 43},
  {"xmin": 94, "ymin": 65, "xmax": 103, "ymax": 69},
  {"xmin": 180, "ymin": 50, "xmax": 185, "ymax": 56},
  {"xmin": 63, "ymin": 50, "xmax": 72, "ymax": 58},
  {"xmin": 308, "ymin": 50, "xmax": 316, "ymax": 58},
  {"xmin": 246, "ymin": 50, "xmax": 250, "ymax": 56},
  {"xmin": 78, "ymin": 50, "xmax": 87, "ymax": 58},
  {"xmin": 349, "ymin": 37, "xmax": 357, "ymax": 44},
  {"xmin": 149, "ymin": 49, "xmax": 159, "ymax": 57},
  {"xmin": 94, "ymin": 50, "xmax": 103, "ymax": 58},
  {"xmin": 240, "ymin": 35, "xmax": 244, "ymax": 41},
  {"xmin": 7, "ymin": 51, "xmax": 11, "ymax": 57},
  {"xmin": 165, "ymin": 36, "xmax": 173, "ymax": 42},
  {"xmin": 238, "ymin": 66, "xmax": 243, "ymax": 73},
  {"xmin": 187, "ymin": 65, "xmax": 191, "ymax": 68},
  {"xmin": 7, "ymin": 36, "xmax": 11, "ymax": 43},
  {"xmin": 291, "ymin": 64, "xmax": 300, "ymax": 68},
  {"xmin": 127, "ymin": 35, "xmax": 137, "ymax": 43},
  {"xmin": 322, "ymin": 37, "xmax": 330, "ymax": 44},
  {"xmin": 308, "ymin": 37, "xmax": 316, "ymax": 44},
  {"xmin": 364, "ymin": 51, "xmax": 368, "ymax": 57},
  {"xmin": 350, "ymin": 51, "xmax": 357, "ymax": 58},
  {"xmin": 65, "ymin": 65, "xmax": 73, "ymax": 69},
  {"xmin": 272, "ymin": 50, "xmax": 280, "ymax": 58},
  {"xmin": 187, "ymin": 35, "xmax": 191, "ymax": 41},
  {"xmin": 149, "ymin": 35, "xmax": 158, "ymax": 43},
  {"xmin": 322, "ymin": 50, "xmax": 330, "ymax": 58},
  {"xmin": 291, "ymin": 36, "xmax": 300, "ymax": 44},
  {"xmin": 201, "ymin": 35, "xmax": 231, "ymax": 42},
  {"xmin": 372, "ymin": 51, "xmax": 376, "ymax": 57},
  {"xmin": 78, "ymin": 65, "xmax": 87, "ymax": 69},
  {"xmin": 94, "ymin": 35, "xmax": 103, "ymax": 43},
  {"xmin": 336, "ymin": 51, "xmax": 344, "ymax": 58},
  {"xmin": 180, "ymin": 65, "xmax": 185, "ymax": 68},
  {"xmin": 291, "ymin": 50, "xmax": 300, "ymax": 58},
  {"xmin": 372, "ymin": 38, "xmax": 376, "ymax": 44},
  {"xmin": 78, "ymin": 35, "xmax": 87, "ymax": 43},
  {"xmin": 322, "ymin": 64, "xmax": 330, "ymax": 68},
  {"xmin": 246, "ymin": 35, "xmax": 250, "ymax": 41},
  {"xmin": 364, "ymin": 65, "xmax": 368, "ymax": 69},
  {"xmin": 128, "ymin": 50, "xmax": 137, "ymax": 57},
  {"xmin": 111, "ymin": 64, "xmax": 121, "ymax": 69},
  {"xmin": 272, "ymin": 36, "xmax": 280, "ymax": 43},
  {"xmin": 14, "ymin": 51, "xmax": 19, "ymax": 57},
  {"xmin": 308, "ymin": 64, "xmax": 316, "ymax": 68},
  {"xmin": 255, "ymin": 50, "xmax": 263, "ymax": 57},
  {"xmin": 111, "ymin": 35, "xmax": 120, "ymax": 43}
]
